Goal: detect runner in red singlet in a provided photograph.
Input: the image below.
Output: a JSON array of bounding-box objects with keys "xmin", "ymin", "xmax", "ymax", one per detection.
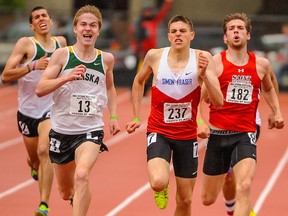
[
  {"xmin": 126, "ymin": 15, "xmax": 223, "ymax": 215},
  {"xmin": 200, "ymin": 12, "xmax": 284, "ymax": 216}
]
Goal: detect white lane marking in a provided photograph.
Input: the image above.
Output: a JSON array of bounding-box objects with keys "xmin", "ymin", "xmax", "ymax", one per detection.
[
  {"xmin": 0, "ymin": 179, "xmax": 35, "ymax": 199},
  {"xmin": 0, "ymin": 137, "xmax": 22, "ymax": 150},
  {"xmin": 0, "ymin": 89, "xmax": 132, "ymax": 199},
  {"xmin": 105, "ymin": 165, "xmax": 174, "ymax": 216},
  {"xmin": 106, "ymin": 182, "xmax": 151, "ymax": 216},
  {"xmin": 254, "ymin": 147, "xmax": 288, "ymax": 214}
]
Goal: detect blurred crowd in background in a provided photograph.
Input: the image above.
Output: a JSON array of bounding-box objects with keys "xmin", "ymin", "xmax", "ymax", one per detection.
[{"xmin": 0, "ymin": 0, "xmax": 288, "ymax": 90}]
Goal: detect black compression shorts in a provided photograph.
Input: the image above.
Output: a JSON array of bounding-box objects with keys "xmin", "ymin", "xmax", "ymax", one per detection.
[
  {"xmin": 146, "ymin": 132, "xmax": 198, "ymax": 178},
  {"xmin": 203, "ymin": 130, "xmax": 257, "ymax": 175}
]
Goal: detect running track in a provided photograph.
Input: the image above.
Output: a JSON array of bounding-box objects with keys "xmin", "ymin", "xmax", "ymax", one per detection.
[{"xmin": 0, "ymin": 84, "xmax": 287, "ymax": 216}]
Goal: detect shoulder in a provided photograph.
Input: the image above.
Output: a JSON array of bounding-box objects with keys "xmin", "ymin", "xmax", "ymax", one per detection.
[
  {"xmin": 212, "ymin": 52, "xmax": 222, "ymax": 62},
  {"xmin": 51, "ymin": 46, "xmax": 68, "ymax": 58},
  {"xmin": 10, "ymin": 37, "xmax": 34, "ymax": 55},
  {"xmin": 146, "ymin": 48, "xmax": 164, "ymax": 59},
  {"xmin": 101, "ymin": 50, "xmax": 115, "ymax": 65},
  {"xmin": 15, "ymin": 36, "xmax": 33, "ymax": 47},
  {"xmin": 255, "ymin": 54, "xmax": 271, "ymax": 76},
  {"xmin": 54, "ymin": 36, "xmax": 67, "ymax": 47},
  {"xmin": 49, "ymin": 47, "xmax": 69, "ymax": 66},
  {"xmin": 255, "ymin": 54, "xmax": 270, "ymax": 67}
]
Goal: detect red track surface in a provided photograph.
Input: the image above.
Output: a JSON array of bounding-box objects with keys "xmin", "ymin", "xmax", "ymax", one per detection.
[{"xmin": 0, "ymin": 84, "xmax": 287, "ymax": 216}]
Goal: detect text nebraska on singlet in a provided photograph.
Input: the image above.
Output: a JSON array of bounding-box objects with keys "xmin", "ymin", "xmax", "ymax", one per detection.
[{"xmin": 162, "ymin": 78, "xmax": 192, "ymax": 85}]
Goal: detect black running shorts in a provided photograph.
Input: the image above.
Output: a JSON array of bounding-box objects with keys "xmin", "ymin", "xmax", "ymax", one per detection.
[
  {"xmin": 203, "ymin": 130, "xmax": 257, "ymax": 176},
  {"xmin": 146, "ymin": 132, "xmax": 198, "ymax": 178},
  {"xmin": 17, "ymin": 110, "xmax": 51, "ymax": 137},
  {"xmin": 49, "ymin": 129, "xmax": 108, "ymax": 164}
]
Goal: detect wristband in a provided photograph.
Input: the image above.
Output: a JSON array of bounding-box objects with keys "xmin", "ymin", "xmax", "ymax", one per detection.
[
  {"xmin": 197, "ymin": 119, "xmax": 205, "ymax": 125},
  {"xmin": 110, "ymin": 115, "xmax": 118, "ymax": 120},
  {"xmin": 133, "ymin": 117, "xmax": 141, "ymax": 122}
]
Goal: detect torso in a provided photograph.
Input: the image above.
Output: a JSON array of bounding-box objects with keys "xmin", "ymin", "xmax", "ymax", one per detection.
[
  {"xmin": 147, "ymin": 47, "xmax": 201, "ymax": 140},
  {"xmin": 209, "ymin": 51, "xmax": 261, "ymax": 132},
  {"xmin": 18, "ymin": 36, "xmax": 61, "ymax": 118},
  {"xmin": 51, "ymin": 46, "xmax": 107, "ymax": 135}
]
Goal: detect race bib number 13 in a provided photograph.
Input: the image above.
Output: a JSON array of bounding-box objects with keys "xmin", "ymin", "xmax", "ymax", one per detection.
[
  {"xmin": 70, "ymin": 93, "xmax": 97, "ymax": 116},
  {"xmin": 163, "ymin": 102, "xmax": 191, "ymax": 123}
]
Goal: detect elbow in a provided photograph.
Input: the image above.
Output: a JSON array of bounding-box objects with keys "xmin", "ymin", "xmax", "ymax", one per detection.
[
  {"xmin": 35, "ymin": 88, "xmax": 44, "ymax": 97},
  {"xmin": 210, "ymin": 94, "xmax": 224, "ymax": 109},
  {"xmin": 213, "ymin": 102, "xmax": 223, "ymax": 109},
  {"xmin": 213, "ymin": 98, "xmax": 224, "ymax": 109},
  {"xmin": 1, "ymin": 76, "xmax": 10, "ymax": 84}
]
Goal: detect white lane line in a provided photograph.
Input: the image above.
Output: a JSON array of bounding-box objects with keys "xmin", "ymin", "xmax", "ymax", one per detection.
[
  {"xmin": 0, "ymin": 179, "xmax": 35, "ymax": 199},
  {"xmin": 106, "ymin": 147, "xmax": 288, "ymax": 216},
  {"xmin": 105, "ymin": 165, "xmax": 174, "ymax": 216},
  {"xmin": 0, "ymin": 121, "xmax": 147, "ymax": 200},
  {"xmin": 0, "ymin": 137, "xmax": 22, "ymax": 150},
  {"xmin": 0, "ymin": 89, "xmax": 131, "ymax": 152},
  {"xmin": 0, "ymin": 89, "xmax": 133, "ymax": 200},
  {"xmin": 254, "ymin": 147, "xmax": 288, "ymax": 214},
  {"xmin": 106, "ymin": 182, "xmax": 151, "ymax": 216}
]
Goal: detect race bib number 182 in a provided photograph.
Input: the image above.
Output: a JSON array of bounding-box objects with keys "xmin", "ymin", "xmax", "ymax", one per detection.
[{"xmin": 226, "ymin": 82, "xmax": 253, "ymax": 104}]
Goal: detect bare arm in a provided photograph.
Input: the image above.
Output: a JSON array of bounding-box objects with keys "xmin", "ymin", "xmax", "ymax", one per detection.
[
  {"xmin": 36, "ymin": 48, "xmax": 85, "ymax": 96},
  {"xmin": 268, "ymin": 65, "xmax": 279, "ymax": 95},
  {"xmin": 1, "ymin": 37, "xmax": 33, "ymax": 83},
  {"xmin": 259, "ymin": 58, "xmax": 284, "ymax": 129},
  {"xmin": 104, "ymin": 51, "xmax": 120, "ymax": 135},
  {"xmin": 56, "ymin": 36, "xmax": 67, "ymax": 48},
  {"xmin": 198, "ymin": 51, "xmax": 223, "ymax": 108},
  {"xmin": 126, "ymin": 49, "xmax": 156, "ymax": 133},
  {"xmin": 197, "ymin": 100, "xmax": 210, "ymax": 139}
]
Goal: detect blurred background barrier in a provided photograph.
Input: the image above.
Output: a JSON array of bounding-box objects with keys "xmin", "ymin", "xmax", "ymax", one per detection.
[{"xmin": 0, "ymin": 0, "xmax": 288, "ymax": 89}]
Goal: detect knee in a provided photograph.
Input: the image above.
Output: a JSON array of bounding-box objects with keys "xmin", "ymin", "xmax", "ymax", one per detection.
[
  {"xmin": 75, "ymin": 167, "xmax": 89, "ymax": 186},
  {"xmin": 37, "ymin": 143, "xmax": 49, "ymax": 158},
  {"xmin": 149, "ymin": 176, "xmax": 168, "ymax": 192},
  {"xmin": 237, "ymin": 179, "xmax": 252, "ymax": 196},
  {"xmin": 58, "ymin": 186, "xmax": 74, "ymax": 201},
  {"xmin": 201, "ymin": 192, "xmax": 217, "ymax": 206},
  {"xmin": 176, "ymin": 195, "xmax": 192, "ymax": 209}
]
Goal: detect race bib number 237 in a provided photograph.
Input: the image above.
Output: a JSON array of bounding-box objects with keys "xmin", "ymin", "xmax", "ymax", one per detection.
[{"xmin": 163, "ymin": 102, "xmax": 191, "ymax": 123}]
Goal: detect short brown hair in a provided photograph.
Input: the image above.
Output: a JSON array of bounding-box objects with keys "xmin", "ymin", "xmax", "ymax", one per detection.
[
  {"xmin": 168, "ymin": 15, "xmax": 194, "ymax": 32},
  {"xmin": 223, "ymin": 12, "xmax": 252, "ymax": 34}
]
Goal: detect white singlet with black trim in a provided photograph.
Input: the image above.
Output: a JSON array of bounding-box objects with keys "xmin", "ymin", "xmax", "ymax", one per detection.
[
  {"xmin": 51, "ymin": 46, "xmax": 107, "ymax": 135},
  {"xmin": 18, "ymin": 37, "xmax": 61, "ymax": 118}
]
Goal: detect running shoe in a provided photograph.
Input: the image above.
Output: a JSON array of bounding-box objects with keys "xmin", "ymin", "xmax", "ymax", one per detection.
[
  {"xmin": 31, "ymin": 167, "xmax": 38, "ymax": 181},
  {"xmin": 35, "ymin": 204, "xmax": 50, "ymax": 216},
  {"xmin": 250, "ymin": 209, "xmax": 257, "ymax": 216},
  {"xmin": 154, "ymin": 185, "xmax": 169, "ymax": 209},
  {"xmin": 27, "ymin": 157, "xmax": 38, "ymax": 181}
]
